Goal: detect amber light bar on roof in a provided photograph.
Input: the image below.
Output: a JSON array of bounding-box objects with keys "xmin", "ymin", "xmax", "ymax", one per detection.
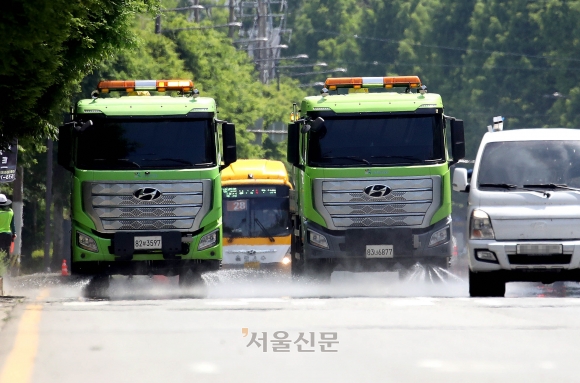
[
  {"xmin": 325, "ymin": 76, "xmax": 421, "ymax": 90},
  {"xmin": 97, "ymin": 80, "xmax": 194, "ymax": 93}
]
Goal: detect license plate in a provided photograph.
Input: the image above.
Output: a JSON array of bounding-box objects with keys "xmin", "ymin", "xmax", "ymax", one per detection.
[
  {"xmin": 244, "ymin": 261, "xmax": 260, "ymax": 269},
  {"xmin": 366, "ymin": 245, "xmax": 394, "ymax": 258},
  {"xmin": 134, "ymin": 236, "xmax": 162, "ymax": 250},
  {"xmin": 517, "ymin": 244, "xmax": 562, "ymax": 255}
]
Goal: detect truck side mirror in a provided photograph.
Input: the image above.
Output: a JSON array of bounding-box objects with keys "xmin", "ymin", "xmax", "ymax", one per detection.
[
  {"xmin": 57, "ymin": 125, "xmax": 73, "ymax": 172},
  {"xmin": 310, "ymin": 117, "xmax": 325, "ymax": 132},
  {"xmin": 287, "ymin": 122, "xmax": 300, "ymax": 166},
  {"xmin": 222, "ymin": 123, "xmax": 237, "ymax": 167},
  {"xmin": 450, "ymin": 119, "xmax": 465, "ymax": 165},
  {"xmin": 452, "ymin": 167, "xmax": 469, "ymax": 192}
]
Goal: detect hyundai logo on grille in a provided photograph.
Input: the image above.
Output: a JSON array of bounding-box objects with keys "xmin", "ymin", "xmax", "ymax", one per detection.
[
  {"xmin": 364, "ymin": 184, "xmax": 391, "ymax": 198},
  {"xmin": 133, "ymin": 187, "xmax": 162, "ymax": 201}
]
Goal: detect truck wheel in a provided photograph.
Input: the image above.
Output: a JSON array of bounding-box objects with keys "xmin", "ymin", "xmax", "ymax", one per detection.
[
  {"xmin": 469, "ymin": 269, "xmax": 505, "ymax": 297},
  {"xmin": 304, "ymin": 259, "xmax": 332, "ymax": 283},
  {"xmin": 84, "ymin": 275, "xmax": 110, "ymax": 299},
  {"xmin": 291, "ymin": 252, "xmax": 304, "ymax": 278},
  {"xmin": 178, "ymin": 268, "xmax": 207, "ymax": 298}
]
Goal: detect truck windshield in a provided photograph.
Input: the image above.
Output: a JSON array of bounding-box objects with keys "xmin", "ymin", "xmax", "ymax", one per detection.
[
  {"xmin": 76, "ymin": 118, "xmax": 215, "ymax": 170},
  {"xmin": 477, "ymin": 140, "xmax": 580, "ymax": 189},
  {"xmin": 222, "ymin": 185, "xmax": 291, "ymax": 239},
  {"xmin": 307, "ymin": 114, "xmax": 444, "ymax": 167}
]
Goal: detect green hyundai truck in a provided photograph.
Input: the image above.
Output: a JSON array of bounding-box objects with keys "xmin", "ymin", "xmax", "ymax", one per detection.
[
  {"xmin": 287, "ymin": 76, "xmax": 465, "ymax": 279},
  {"xmin": 58, "ymin": 79, "xmax": 237, "ymax": 293}
]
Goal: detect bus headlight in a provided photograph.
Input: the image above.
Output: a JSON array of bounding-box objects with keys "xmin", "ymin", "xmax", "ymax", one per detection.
[
  {"xmin": 308, "ymin": 230, "xmax": 329, "ymax": 249},
  {"xmin": 198, "ymin": 230, "xmax": 219, "ymax": 250},
  {"xmin": 77, "ymin": 232, "xmax": 98, "ymax": 253},
  {"xmin": 470, "ymin": 210, "xmax": 495, "ymax": 240}
]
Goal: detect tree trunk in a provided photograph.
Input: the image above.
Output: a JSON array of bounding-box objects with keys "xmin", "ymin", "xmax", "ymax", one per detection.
[
  {"xmin": 51, "ymin": 165, "xmax": 64, "ymax": 270},
  {"xmin": 12, "ymin": 166, "xmax": 23, "ymax": 275},
  {"xmin": 44, "ymin": 139, "xmax": 53, "ymax": 271}
]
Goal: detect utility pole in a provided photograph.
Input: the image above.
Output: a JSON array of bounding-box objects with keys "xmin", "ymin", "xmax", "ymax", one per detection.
[
  {"xmin": 44, "ymin": 139, "xmax": 53, "ymax": 272},
  {"xmin": 194, "ymin": 0, "xmax": 200, "ymax": 22},
  {"xmin": 257, "ymin": 0, "xmax": 268, "ymax": 83},
  {"xmin": 228, "ymin": 0, "xmax": 236, "ymax": 38}
]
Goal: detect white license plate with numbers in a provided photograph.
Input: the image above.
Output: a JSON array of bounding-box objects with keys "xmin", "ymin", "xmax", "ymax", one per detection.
[
  {"xmin": 365, "ymin": 245, "xmax": 394, "ymax": 258},
  {"xmin": 134, "ymin": 236, "xmax": 162, "ymax": 250}
]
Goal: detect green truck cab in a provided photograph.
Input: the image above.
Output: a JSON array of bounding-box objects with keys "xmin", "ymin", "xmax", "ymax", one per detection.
[
  {"xmin": 58, "ymin": 80, "xmax": 237, "ymax": 288},
  {"xmin": 287, "ymin": 76, "xmax": 465, "ymax": 279}
]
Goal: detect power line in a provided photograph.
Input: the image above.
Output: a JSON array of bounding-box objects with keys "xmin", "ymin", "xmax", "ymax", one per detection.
[{"xmin": 311, "ymin": 29, "xmax": 580, "ymax": 64}]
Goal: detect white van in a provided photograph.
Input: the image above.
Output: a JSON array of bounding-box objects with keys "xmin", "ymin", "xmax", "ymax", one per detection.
[{"xmin": 453, "ymin": 128, "xmax": 580, "ymax": 297}]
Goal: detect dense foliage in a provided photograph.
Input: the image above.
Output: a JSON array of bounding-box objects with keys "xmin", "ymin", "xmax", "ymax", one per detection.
[
  {"xmin": 0, "ymin": 0, "xmax": 158, "ymax": 145},
  {"xmin": 288, "ymin": 0, "xmax": 580, "ymax": 156}
]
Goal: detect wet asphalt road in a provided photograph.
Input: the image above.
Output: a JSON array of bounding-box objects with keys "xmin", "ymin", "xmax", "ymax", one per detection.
[{"xmin": 1, "ymin": 267, "xmax": 580, "ymax": 383}]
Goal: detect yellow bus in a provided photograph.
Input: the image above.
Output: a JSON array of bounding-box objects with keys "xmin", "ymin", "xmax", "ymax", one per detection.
[{"xmin": 221, "ymin": 159, "xmax": 292, "ymax": 270}]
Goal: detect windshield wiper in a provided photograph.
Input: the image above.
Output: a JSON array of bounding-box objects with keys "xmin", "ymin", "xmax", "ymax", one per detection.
[
  {"xmin": 479, "ymin": 183, "xmax": 550, "ymax": 197},
  {"xmin": 320, "ymin": 156, "xmax": 371, "ymax": 165},
  {"xmin": 523, "ymin": 183, "xmax": 580, "ymax": 192},
  {"xmin": 227, "ymin": 218, "xmax": 246, "ymax": 243},
  {"xmin": 93, "ymin": 159, "xmax": 141, "ymax": 168},
  {"xmin": 142, "ymin": 158, "xmax": 214, "ymax": 167},
  {"xmin": 254, "ymin": 218, "xmax": 275, "ymax": 242}
]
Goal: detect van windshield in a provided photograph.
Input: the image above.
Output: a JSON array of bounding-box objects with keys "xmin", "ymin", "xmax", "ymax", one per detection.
[{"xmin": 477, "ymin": 140, "xmax": 580, "ymax": 189}]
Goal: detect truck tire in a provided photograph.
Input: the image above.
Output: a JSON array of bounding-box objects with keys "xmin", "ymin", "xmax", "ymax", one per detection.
[
  {"xmin": 291, "ymin": 252, "xmax": 304, "ymax": 278},
  {"xmin": 84, "ymin": 275, "xmax": 110, "ymax": 299},
  {"xmin": 469, "ymin": 269, "xmax": 505, "ymax": 297},
  {"xmin": 178, "ymin": 268, "xmax": 207, "ymax": 298},
  {"xmin": 303, "ymin": 259, "xmax": 332, "ymax": 283}
]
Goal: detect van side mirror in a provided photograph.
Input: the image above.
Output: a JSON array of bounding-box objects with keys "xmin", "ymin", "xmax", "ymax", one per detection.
[
  {"xmin": 58, "ymin": 125, "xmax": 73, "ymax": 172},
  {"xmin": 222, "ymin": 123, "xmax": 237, "ymax": 167},
  {"xmin": 450, "ymin": 119, "xmax": 465, "ymax": 165},
  {"xmin": 287, "ymin": 122, "xmax": 300, "ymax": 166},
  {"xmin": 452, "ymin": 167, "xmax": 469, "ymax": 192}
]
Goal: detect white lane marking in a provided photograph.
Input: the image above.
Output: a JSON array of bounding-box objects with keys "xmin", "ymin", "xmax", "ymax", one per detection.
[
  {"xmin": 190, "ymin": 362, "xmax": 219, "ymax": 374},
  {"xmin": 391, "ymin": 298, "xmax": 438, "ymax": 306},
  {"xmin": 63, "ymin": 301, "xmax": 110, "ymax": 306},
  {"xmin": 204, "ymin": 300, "xmax": 248, "ymax": 306},
  {"xmin": 291, "ymin": 300, "xmax": 327, "ymax": 306},
  {"xmin": 539, "ymin": 361, "xmax": 555, "ymax": 370},
  {"xmin": 241, "ymin": 298, "xmax": 289, "ymax": 303}
]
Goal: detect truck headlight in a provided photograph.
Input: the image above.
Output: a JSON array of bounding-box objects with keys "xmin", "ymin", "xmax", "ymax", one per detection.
[
  {"xmin": 429, "ymin": 226, "xmax": 449, "ymax": 247},
  {"xmin": 198, "ymin": 230, "xmax": 219, "ymax": 250},
  {"xmin": 470, "ymin": 209, "xmax": 495, "ymax": 239},
  {"xmin": 77, "ymin": 232, "xmax": 98, "ymax": 253},
  {"xmin": 308, "ymin": 230, "xmax": 329, "ymax": 249}
]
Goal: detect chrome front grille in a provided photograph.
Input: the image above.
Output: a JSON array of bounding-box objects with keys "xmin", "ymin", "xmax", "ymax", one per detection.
[
  {"xmin": 84, "ymin": 181, "xmax": 211, "ymax": 232},
  {"xmin": 314, "ymin": 177, "xmax": 441, "ymax": 229}
]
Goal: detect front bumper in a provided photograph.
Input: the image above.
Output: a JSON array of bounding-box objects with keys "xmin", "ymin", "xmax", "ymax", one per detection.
[
  {"xmin": 469, "ymin": 239, "xmax": 580, "ymax": 275},
  {"xmin": 302, "ymin": 217, "xmax": 452, "ymax": 268},
  {"xmin": 71, "ymin": 221, "xmax": 222, "ymax": 268}
]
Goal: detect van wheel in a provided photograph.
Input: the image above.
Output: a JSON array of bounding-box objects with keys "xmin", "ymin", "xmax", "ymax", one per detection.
[{"xmin": 469, "ymin": 270, "xmax": 505, "ymax": 297}]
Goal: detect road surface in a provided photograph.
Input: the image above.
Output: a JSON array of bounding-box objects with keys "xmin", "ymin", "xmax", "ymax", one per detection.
[{"xmin": 0, "ymin": 268, "xmax": 579, "ymax": 383}]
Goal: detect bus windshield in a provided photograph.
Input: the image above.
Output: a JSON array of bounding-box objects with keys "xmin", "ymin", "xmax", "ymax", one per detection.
[{"xmin": 222, "ymin": 185, "xmax": 291, "ymax": 239}]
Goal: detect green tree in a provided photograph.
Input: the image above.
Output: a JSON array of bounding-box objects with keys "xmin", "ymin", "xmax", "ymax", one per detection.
[{"xmin": 0, "ymin": 0, "xmax": 158, "ymax": 145}]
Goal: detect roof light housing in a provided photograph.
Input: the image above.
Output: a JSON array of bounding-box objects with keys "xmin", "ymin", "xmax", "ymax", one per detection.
[
  {"xmin": 96, "ymin": 80, "xmax": 195, "ymax": 94},
  {"xmin": 324, "ymin": 76, "xmax": 422, "ymax": 91}
]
